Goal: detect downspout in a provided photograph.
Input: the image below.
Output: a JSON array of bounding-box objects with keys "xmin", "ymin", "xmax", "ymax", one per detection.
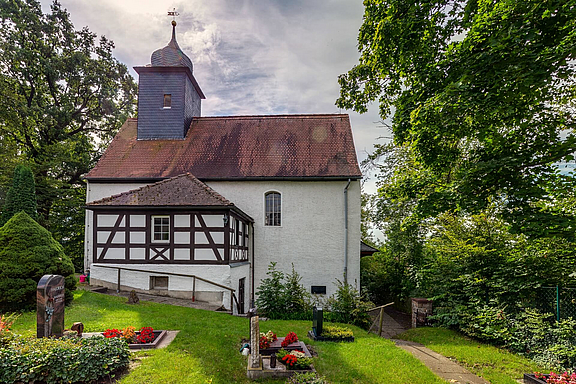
[
  {"xmin": 251, "ymin": 222, "xmax": 255, "ymax": 308},
  {"xmin": 343, "ymin": 179, "xmax": 351, "ymax": 284}
]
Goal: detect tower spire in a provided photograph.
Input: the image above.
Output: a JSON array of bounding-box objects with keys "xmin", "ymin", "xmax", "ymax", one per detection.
[{"xmin": 167, "ymin": 8, "xmax": 179, "ymax": 43}]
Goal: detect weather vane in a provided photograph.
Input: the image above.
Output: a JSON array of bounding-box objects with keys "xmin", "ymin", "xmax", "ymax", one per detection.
[{"xmin": 168, "ymin": 8, "xmax": 179, "ymax": 25}]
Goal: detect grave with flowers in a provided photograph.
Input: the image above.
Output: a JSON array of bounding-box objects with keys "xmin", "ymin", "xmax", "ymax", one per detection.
[{"xmin": 246, "ymin": 312, "xmax": 314, "ymax": 380}]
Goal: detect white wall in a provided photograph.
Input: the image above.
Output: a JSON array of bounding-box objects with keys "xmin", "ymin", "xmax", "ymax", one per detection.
[
  {"xmin": 207, "ymin": 180, "xmax": 361, "ymax": 299},
  {"xmin": 84, "ymin": 182, "xmax": 148, "ymax": 271}
]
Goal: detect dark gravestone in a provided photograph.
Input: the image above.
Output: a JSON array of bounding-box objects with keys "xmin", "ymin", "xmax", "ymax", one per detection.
[
  {"xmin": 37, "ymin": 274, "xmax": 65, "ymax": 338},
  {"xmin": 313, "ymin": 307, "xmax": 323, "ymax": 337}
]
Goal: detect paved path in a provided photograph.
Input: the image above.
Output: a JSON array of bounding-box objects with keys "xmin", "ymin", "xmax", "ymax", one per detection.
[
  {"xmin": 369, "ymin": 308, "xmax": 491, "ymax": 384},
  {"xmin": 393, "ymin": 339, "xmax": 490, "ymax": 384}
]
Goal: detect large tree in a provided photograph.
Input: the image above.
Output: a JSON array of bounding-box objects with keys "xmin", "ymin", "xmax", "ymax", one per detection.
[
  {"xmin": 0, "ymin": 164, "xmax": 37, "ymax": 226},
  {"xmin": 338, "ymin": 0, "xmax": 576, "ymax": 237},
  {"xmin": 0, "ymin": 0, "xmax": 137, "ymax": 263}
]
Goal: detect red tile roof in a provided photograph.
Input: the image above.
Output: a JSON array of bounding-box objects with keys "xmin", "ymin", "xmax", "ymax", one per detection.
[
  {"xmin": 86, "ymin": 114, "xmax": 362, "ymax": 180},
  {"xmin": 86, "ymin": 173, "xmax": 233, "ymax": 207}
]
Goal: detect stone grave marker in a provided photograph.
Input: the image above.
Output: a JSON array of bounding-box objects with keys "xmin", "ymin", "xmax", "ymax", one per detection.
[
  {"xmin": 313, "ymin": 307, "xmax": 323, "ymax": 337},
  {"xmin": 249, "ymin": 315, "xmax": 261, "ymax": 368},
  {"xmin": 37, "ymin": 274, "xmax": 65, "ymax": 338}
]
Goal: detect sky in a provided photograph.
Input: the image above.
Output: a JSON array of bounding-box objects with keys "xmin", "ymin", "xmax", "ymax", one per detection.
[{"xmin": 37, "ymin": 0, "xmax": 390, "ymax": 195}]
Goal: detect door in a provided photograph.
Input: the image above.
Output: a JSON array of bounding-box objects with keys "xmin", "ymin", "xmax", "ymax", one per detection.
[{"xmin": 238, "ymin": 278, "xmax": 245, "ymax": 314}]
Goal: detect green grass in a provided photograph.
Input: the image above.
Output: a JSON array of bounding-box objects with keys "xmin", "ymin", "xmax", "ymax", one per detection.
[
  {"xmin": 12, "ymin": 291, "xmax": 444, "ymax": 384},
  {"xmin": 397, "ymin": 327, "xmax": 544, "ymax": 384}
]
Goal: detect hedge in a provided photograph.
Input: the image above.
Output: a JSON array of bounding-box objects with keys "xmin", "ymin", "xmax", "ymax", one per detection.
[{"xmin": 0, "ymin": 336, "xmax": 130, "ymax": 384}]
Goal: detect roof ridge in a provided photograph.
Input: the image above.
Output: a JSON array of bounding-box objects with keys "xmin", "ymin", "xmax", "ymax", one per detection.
[
  {"xmin": 184, "ymin": 173, "xmax": 233, "ymax": 206},
  {"xmin": 194, "ymin": 113, "xmax": 349, "ymax": 120}
]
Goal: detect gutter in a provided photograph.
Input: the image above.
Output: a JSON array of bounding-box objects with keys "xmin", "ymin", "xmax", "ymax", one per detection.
[{"xmin": 343, "ymin": 179, "xmax": 351, "ymax": 284}]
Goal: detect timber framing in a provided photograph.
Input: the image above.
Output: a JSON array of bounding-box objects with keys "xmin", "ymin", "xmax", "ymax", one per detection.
[{"xmin": 89, "ymin": 208, "xmax": 250, "ymax": 265}]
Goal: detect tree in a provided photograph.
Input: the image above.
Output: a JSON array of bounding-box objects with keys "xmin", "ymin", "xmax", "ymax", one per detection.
[
  {"xmin": 338, "ymin": 0, "xmax": 576, "ymax": 237},
  {"xmin": 0, "ymin": 0, "xmax": 137, "ymax": 260},
  {"xmin": 0, "ymin": 164, "xmax": 38, "ymax": 226},
  {"xmin": 0, "ymin": 211, "xmax": 75, "ymax": 311}
]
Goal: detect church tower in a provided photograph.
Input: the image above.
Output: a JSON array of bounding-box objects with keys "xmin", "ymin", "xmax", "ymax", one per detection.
[{"xmin": 134, "ymin": 20, "xmax": 205, "ymax": 140}]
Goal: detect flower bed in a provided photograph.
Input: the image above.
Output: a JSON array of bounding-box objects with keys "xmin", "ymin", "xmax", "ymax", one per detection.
[
  {"xmin": 308, "ymin": 325, "xmax": 355, "ymax": 342},
  {"xmin": 525, "ymin": 372, "xmax": 576, "ymax": 384},
  {"xmin": 259, "ymin": 331, "xmax": 312, "ymax": 357},
  {"xmin": 102, "ymin": 326, "xmax": 167, "ymax": 350},
  {"xmin": 277, "ymin": 349, "xmax": 313, "ymax": 370}
]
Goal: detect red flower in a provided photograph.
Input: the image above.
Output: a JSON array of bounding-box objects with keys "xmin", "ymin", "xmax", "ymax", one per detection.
[
  {"xmin": 137, "ymin": 327, "xmax": 155, "ymax": 343},
  {"xmin": 281, "ymin": 332, "xmax": 298, "ymax": 348},
  {"xmin": 259, "ymin": 335, "xmax": 270, "ymax": 350},
  {"xmin": 103, "ymin": 329, "xmax": 121, "ymax": 338}
]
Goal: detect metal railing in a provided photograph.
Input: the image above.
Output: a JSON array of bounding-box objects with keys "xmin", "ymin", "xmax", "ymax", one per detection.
[
  {"xmin": 93, "ymin": 265, "xmax": 241, "ymax": 313},
  {"xmin": 367, "ymin": 302, "xmax": 395, "ymax": 336}
]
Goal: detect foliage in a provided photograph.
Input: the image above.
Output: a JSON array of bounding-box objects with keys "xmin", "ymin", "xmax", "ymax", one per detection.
[
  {"xmin": 287, "ymin": 372, "xmax": 328, "ymax": 384},
  {"xmin": 326, "ymin": 279, "xmax": 373, "ymax": 329},
  {"xmin": 321, "ymin": 325, "xmax": 354, "ymax": 339},
  {"xmin": 0, "ymin": 335, "xmax": 130, "ymax": 384},
  {"xmin": 338, "ymin": 0, "xmax": 576, "ymax": 237},
  {"xmin": 0, "ymin": 0, "xmax": 137, "ymax": 263},
  {"xmin": 0, "ymin": 212, "xmax": 75, "ymax": 312},
  {"xmin": 255, "ymin": 262, "xmax": 312, "ymax": 320},
  {"xmin": 460, "ymin": 306, "xmax": 576, "ymax": 371},
  {"xmin": 0, "ymin": 164, "xmax": 37, "ymax": 226},
  {"xmin": 0, "ymin": 313, "xmax": 19, "ymax": 346}
]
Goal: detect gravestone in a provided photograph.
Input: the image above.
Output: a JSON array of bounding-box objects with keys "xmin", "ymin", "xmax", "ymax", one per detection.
[
  {"xmin": 37, "ymin": 274, "xmax": 65, "ymax": 338},
  {"xmin": 313, "ymin": 307, "xmax": 323, "ymax": 337},
  {"xmin": 249, "ymin": 315, "xmax": 261, "ymax": 368}
]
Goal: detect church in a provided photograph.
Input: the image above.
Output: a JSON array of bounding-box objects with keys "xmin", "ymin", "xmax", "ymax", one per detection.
[{"xmin": 83, "ymin": 21, "xmax": 362, "ymax": 314}]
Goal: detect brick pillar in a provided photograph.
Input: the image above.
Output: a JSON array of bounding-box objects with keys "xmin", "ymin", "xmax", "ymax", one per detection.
[{"xmin": 411, "ymin": 298, "xmax": 433, "ymax": 328}]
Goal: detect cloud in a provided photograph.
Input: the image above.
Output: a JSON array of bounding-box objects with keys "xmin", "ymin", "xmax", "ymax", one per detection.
[{"xmin": 39, "ymin": 0, "xmax": 388, "ymax": 193}]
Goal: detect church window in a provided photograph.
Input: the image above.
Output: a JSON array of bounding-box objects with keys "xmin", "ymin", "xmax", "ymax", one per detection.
[
  {"xmin": 265, "ymin": 192, "xmax": 281, "ymax": 226},
  {"xmin": 152, "ymin": 216, "xmax": 170, "ymax": 242},
  {"xmin": 163, "ymin": 94, "xmax": 172, "ymax": 108}
]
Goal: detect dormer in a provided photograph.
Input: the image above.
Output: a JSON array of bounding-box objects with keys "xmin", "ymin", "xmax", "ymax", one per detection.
[{"xmin": 134, "ymin": 21, "xmax": 205, "ymax": 140}]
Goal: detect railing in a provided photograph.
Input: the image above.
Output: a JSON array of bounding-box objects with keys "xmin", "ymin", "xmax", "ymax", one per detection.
[
  {"xmin": 367, "ymin": 302, "xmax": 395, "ymax": 336},
  {"xmin": 93, "ymin": 265, "xmax": 241, "ymax": 313}
]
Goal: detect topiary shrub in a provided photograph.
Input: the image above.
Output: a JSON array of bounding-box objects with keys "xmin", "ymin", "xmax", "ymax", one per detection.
[{"xmin": 0, "ymin": 212, "xmax": 75, "ymax": 312}]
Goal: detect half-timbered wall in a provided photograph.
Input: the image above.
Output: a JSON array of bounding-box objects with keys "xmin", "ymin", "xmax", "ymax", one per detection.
[{"xmin": 92, "ymin": 210, "xmax": 249, "ymax": 264}]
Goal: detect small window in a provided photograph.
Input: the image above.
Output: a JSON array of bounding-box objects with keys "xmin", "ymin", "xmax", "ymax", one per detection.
[
  {"xmin": 163, "ymin": 94, "xmax": 171, "ymax": 108},
  {"xmin": 151, "ymin": 276, "xmax": 168, "ymax": 290},
  {"xmin": 265, "ymin": 192, "xmax": 281, "ymax": 226},
  {"xmin": 311, "ymin": 286, "xmax": 326, "ymax": 295},
  {"xmin": 152, "ymin": 216, "xmax": 170, "ymax": 242}
]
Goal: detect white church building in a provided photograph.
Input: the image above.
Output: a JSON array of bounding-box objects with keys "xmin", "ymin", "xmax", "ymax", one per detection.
[{"xmin": 84, "ymin": 22, "xmax": 362, "ymax": 314}]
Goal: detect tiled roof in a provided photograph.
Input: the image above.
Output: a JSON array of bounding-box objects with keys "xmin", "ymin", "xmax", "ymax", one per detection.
[
  {"xmin": 86, "ymin": 114, "xmax": 362, "ymax": 180},
  {"xmin": 87, "ymin": 173, "xmax": 233, "ymax": 207}
]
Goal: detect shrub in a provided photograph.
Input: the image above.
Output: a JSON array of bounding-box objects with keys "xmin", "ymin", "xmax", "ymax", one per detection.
[
  {"xmin": 256, "ymin": 263, "xmax": 311, "ymax": 319},
  {"xmin": 0, "ymin": 313, "xmax": 19, "ymax": 346},
  {"xmin": 0, "ymin": 164, "xmax": 37, "ymax": 226},
  {"xmin": 321, "ymin": 325, "xmax": 354, "ymax": 339},
  {"xmin": 326, "ymin": 279, "xmax": 373, "ymax": 329},
  {"xmin": 0, "ymin": 212, "xmax": 76, "ymax": 312},
  {"xmin": 288, "ymin": 372, "xmax": 328, "ymax": 384},
  {"xmin": 0, "ymin": 336, "xmax": 130, "ymax": 384}
]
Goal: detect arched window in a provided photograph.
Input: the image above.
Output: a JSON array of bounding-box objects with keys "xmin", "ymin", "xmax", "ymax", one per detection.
[{"xmin": 265, "ymin": 192, "xmax": 281, "ymax": 226}]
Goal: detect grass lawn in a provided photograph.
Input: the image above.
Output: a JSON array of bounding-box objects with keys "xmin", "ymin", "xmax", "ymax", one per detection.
[
  {"xmin": 397, "ymin": 327, "xmax": 544, "ymax": 384},
  {"xmin": 12, "ymin": 290, "xmax": 444, "ymax": 384}
]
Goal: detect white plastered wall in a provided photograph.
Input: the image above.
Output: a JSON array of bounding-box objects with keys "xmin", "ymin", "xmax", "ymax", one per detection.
[{"xmin": 206, "ymin": 180, "xmax": 361, "ymax": 299}]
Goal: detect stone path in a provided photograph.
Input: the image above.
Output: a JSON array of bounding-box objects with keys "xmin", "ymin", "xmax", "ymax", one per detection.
[{"xmin": 370, "ymin": 307, "xmax": 491, "ymax": 384}]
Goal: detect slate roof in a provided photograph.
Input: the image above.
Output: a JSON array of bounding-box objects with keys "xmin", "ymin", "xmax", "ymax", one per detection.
[
  {"xmin": 86, "ymin": 173, "xmax": 233, "ymax": 207},
  {"xmin": 151, "ymin": 23, "xmax": 194, "ymax": 73},
  {"xmin": 86, "ymin": 114, "xmax": 362, "ymax": 181},
  {"xmin": 361, "ymin": 241, "xmax": 379, "ymax": 256}
]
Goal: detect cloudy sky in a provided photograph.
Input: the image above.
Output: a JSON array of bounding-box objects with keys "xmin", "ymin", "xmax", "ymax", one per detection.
[{"xmin": 38, "ymin": 0, "xmax": 390, "ymax": 194}]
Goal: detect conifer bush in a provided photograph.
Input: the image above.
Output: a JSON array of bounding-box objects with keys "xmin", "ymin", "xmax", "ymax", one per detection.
[
  {"xmin": 0, "ymin": 164, "xmax": 38, "ymax": 226},
  {"xmin": 0, "ymin": 212, "xmax": 75, "ymax": 311}
]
